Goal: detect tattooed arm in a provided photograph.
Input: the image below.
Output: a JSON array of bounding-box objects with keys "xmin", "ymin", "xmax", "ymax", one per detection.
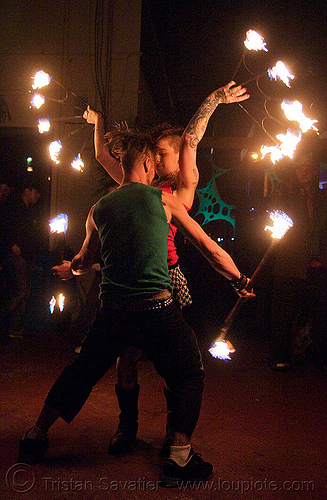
[{"xmin": 176, "ymin": 81, "xmax": 249, "ymax": 207}]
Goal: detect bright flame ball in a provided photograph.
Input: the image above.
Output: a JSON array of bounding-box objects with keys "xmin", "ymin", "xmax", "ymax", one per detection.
[
  {"xmin": 209, "ymin": 340, "xmax": 235, "ymax": 361},
  {"xmin": 38, "ymin": 118, "xmax": 50, "ymax": 134},
  {"xmin": 49, "ymin": 140, "xmax": 62, "ymax": 164},
  {"xmin": 267, "ymin": 61, "xmax": 294, "ymax": 88},
  {"xmin": 244, "ymin": 30, "xmax": 268, "ymax": 51},
  {"xmin": 30, "ymin": 93, "xmax": 45, "ymax": 109},
  {"xmin": 260, "ymin": 129, "xmax": 302, "ymax": 164},
  {"xmin": 71, "ymin": 153, "xmax": 84, "ymax": 172},
  {"xmin": 49, "ymin": 213, "xmax": 69, "ymax": 234},
  {"xmin": 32, "ymin": 70, "xmax": 52, "ymax": 89},
  {"xmin": 281, "ymin": 99, "xmax": 318, "ymax": 133},
  {"xmin": 265, "ymin": 210, "xmax": 294, "ymax": 239}
]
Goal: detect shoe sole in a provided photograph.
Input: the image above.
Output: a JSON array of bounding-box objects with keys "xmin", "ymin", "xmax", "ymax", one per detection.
[{"xmin": 18, "ymin": 452, "xmax": 45, "ymax": 464}]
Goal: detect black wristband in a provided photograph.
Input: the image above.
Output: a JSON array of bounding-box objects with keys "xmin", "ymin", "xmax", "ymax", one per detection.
[{"xmin": 230, "ymin": 273, "xmax": 247, "ymax": 291}]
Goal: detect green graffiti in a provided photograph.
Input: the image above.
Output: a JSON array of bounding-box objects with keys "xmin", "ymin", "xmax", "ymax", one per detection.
[{"xmin": 195, "ymin": 164, "xmax": 235, "ymax": 231}]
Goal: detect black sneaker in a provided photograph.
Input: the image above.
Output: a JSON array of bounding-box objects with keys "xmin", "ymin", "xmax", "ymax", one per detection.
[
  {"xmin": 108, "ymin": 429, "xmax": 136, "ymax": 455},
  {"xmin": 18, "ymin": 434, "xmax": 49, "ymax": 464},
  {"xmin": 162, "ymin": 452, "xmax": 213, "ymax": 487}
]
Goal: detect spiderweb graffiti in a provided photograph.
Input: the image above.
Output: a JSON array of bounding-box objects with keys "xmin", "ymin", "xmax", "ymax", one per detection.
[
  {"xmin": 195, "ymin": 162, "xmax": 235, "ymax": 232},
  {"xmin": 194, "ymin": 154, "xmax": 327, "ymax": 232}
]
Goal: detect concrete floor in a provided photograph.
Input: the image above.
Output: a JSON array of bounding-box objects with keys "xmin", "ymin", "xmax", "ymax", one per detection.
[{"xmin": 1, "ymin": 303, "xmax": 327, "ymax": 500}]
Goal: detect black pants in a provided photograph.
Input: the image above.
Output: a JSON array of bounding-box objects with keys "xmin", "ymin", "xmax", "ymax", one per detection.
[
  {"xmin": 306, "ymin": 268, "xmax": 327, "ymax": 367},
  {"xmin": 269, "ymin": 276, "xmax": 307, "ymax": 362},
  {"xmin": 269, "ymin": 269, "xmax": 327, "ymax": 365},
  {"xmin": 45, "ymin": 301, "xmax": 204, "ymax": 438}
]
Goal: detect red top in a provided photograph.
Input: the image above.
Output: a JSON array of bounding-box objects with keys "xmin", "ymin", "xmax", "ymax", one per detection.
[{"xmin": 160, "ymin": 180, "xmax": 189, "ymax": 267}]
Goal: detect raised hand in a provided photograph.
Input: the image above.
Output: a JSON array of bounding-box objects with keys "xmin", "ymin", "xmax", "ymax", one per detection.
[
  {"xmin": 218, "ymin": 80, "xmax": 250, "ymax": 104},
  {"xmin": 83, "ymin": 105, "xmax": 101, "ymax": 125}
]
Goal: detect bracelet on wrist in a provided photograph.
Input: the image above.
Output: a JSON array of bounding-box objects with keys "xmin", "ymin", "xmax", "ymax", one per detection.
[{"xmin": 230, "ymin": 273, "xmax": 248, "ymax": 291}]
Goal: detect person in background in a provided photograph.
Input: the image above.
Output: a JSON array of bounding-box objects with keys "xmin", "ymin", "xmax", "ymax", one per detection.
[
  {"xmin": 83, "ymin": 80, "xmax": 250, "ymax": 454},
  {"xmin": 0, "ymin": 177, "xmax": 14, "ymax": 343},
  {"xmin": 3, "ymin": 180, "xmax": 42, "ymax": 338},
  {"xmin": 19, "ymin": 127, "xmax": 254, "ymax": 486},
  {"xmin": 268, "ymin": 152, "xmax": 327, "ymax": 371}
]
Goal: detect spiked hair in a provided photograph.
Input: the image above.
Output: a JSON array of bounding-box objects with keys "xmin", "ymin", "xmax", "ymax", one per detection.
[{"xmin": 105, "ymin": 123, "xmax": 157, "ymax": 173}]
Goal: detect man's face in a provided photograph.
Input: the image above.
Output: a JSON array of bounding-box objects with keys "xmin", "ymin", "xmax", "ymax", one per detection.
[{"xmin": 155, "ymin": 137, "xmax": 179, "ymax": 178}]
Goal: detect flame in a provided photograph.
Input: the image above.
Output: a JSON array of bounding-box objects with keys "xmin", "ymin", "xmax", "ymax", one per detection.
[
  {"xmin": 38, "ymin": 118, "xmax": 50, "ymax": 134},
  {"xmin": 267, "ymin": 61, "xmax": 294, "ymax": 88},
  {"xmin": 49, "ymin": 213, "xmax": 69, "ymax": 234},
  {"xmin": 264, "ymin": 210, "xmax": 294, "ymax": 239},
  {"xmin": 49, "ymin": 296, "xmax": 56, "ymax": 314},
  {"xmin": 276, "ymin": 129, "xmax": 302, "ymax": 158},
  {"xmin": 71, "ymin": 153, "xmax": 84, "ymax": 172},
  {"xmin": 49, "ymin": 294, "xmax": 65, "ymax": 313},
  {"xmin": 260, "ymin": 144, "xmax": 284, "ymax": 164},
  {"xmin": 32, "ymin": 70, "xmax": 52, "ymax": 89},
  {"xmin": 30, "ymin": 93, "xmax": 45, "ymax": 109},
  {"xmin": 244, "ymin": 30, "xmax": 268, "ymax": 51},
  {"xmin": 260, "ymin": 128, "xmax": 302, "ymax": 164},
  {"xmin": 281, "ymin": 99, "xmax": 319, "ymax": 134},
  {"xmin": 209, "ymin": 340, "xmax": 235, "ymax": 361},
  {"xmin": 49, "ymin": 140, "xmax": 62, "ymax": 164},
  {"xmin": 58, "ymin": 293, "xmax": 65, "ymax": 312}
]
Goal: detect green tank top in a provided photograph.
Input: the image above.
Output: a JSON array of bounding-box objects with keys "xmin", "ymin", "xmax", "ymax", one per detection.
[{"xmin": 93, "ymin": 183, "xmax": 172, "ymax": 300}]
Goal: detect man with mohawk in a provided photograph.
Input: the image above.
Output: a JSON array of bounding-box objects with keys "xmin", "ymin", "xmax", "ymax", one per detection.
[{"xmin": 19, "ymin": 125, "xmax": 254, "ymax": 486}]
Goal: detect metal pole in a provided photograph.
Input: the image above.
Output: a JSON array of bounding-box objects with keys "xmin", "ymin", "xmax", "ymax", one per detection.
[{"xmin": 216, "ymin": 238, "xmax": 278, "ymax": 341}]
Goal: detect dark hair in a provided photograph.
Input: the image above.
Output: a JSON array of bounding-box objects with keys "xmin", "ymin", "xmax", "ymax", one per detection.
[
  {"xmin": 105, "ymin": 123, "xmax": 157, "ymax": 173},
  {"xmin": 148, "ymin": 123, "xmax": 184, "ymax": 153}
]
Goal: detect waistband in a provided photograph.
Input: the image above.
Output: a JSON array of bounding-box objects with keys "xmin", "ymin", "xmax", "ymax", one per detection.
[{"xmin": 102, "ymin": 289, "xmax": 173, "ymax": 311}]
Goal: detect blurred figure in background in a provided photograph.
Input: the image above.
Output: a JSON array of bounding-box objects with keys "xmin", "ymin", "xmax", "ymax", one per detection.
[
  {"xmin": 0, "ymin": 177, "xmax": 14, "ymax": 343},
  {"xmin": 268, "ymin": 152, "xmax": 327, "ymax": 371},
  {"xmin": 2, "ymin": 180, "xmax": 43, "ymax": 338}
]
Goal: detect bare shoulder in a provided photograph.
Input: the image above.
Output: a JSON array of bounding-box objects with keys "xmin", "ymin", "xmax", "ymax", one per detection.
[
  {"xmin": 88, "ymin": 205, "xmax": 96, "ymax": 219},
  {"xmin": 162, "ymin": 190, "xmax": 186, "ymax": 213},
  {"xmin": 86, "ymin": 205, "xmax": 98, "ymax": 229},
  {"xmin": 161, "ymin": 190, "xmax": 174, "ymax": 205}
]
